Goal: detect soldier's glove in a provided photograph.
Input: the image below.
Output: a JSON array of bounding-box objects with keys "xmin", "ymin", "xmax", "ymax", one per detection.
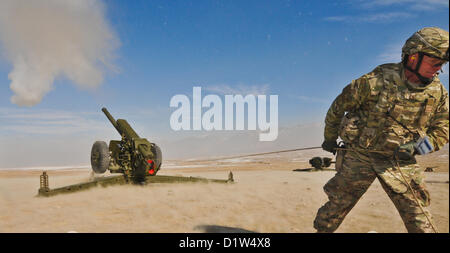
[
  {"xmin": 414, "ymin": 136, "xmax": 434, "ymax": 155},
  {"xmin": 322, "ymin": 140, "xmax": 339, "ymax": 155},
  {"xmin": 396, "ymin": 141, "xmax": 416, "ymax": 161},
  {"xmin": 396, "ymin": 136, "xmax": 434, "ymax": 160}
]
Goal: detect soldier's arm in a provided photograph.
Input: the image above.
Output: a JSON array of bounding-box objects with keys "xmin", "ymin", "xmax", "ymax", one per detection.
[
  {"xmin": 324, "ymin": 77, "xmax": 370, "ymax": 141},
  {"xmin": 426, "ymin": 87, "xmax": 449, "ymax": 151}
]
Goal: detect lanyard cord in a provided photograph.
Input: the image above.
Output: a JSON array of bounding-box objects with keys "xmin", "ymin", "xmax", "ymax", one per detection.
[
  {"xmin": 336, "ymin": 147, "xmax": 438, "ymax": 233},
  {"xmin": 392, "ymin": 154, "xmax": 438, "ymax": 233}
]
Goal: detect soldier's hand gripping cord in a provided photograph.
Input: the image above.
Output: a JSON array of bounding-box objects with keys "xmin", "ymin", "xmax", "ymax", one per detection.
[
  {"xmin": 396, "ymin": 136, "xmax": 434, "ymax": 160},
  {"xmin": 396, "ymin": 141, "xmax": 416, "ymax": 160},
  {"xmin": 321, "ymin": 140, "xmax": 339, "ymax": 155}
]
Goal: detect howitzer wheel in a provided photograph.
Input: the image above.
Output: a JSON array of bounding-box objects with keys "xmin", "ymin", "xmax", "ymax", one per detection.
[
  {"xmin": 152, "ymin": 143, "xmax": 162, "ymax": 170},
  {"xmin": 91, "ymin": 141, "xmax": 110, "ymax": 174}
]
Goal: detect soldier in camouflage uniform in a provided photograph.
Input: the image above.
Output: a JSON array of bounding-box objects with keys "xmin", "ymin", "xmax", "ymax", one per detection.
[{"xmin": 313, "ymin": 27, "xmax": 449, "ymax": 233}]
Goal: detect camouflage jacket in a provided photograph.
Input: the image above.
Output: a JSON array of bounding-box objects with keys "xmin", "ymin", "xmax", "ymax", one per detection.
[{"xmin": 324, "ymin": 63, "xmax": 449, "ymax": 153}]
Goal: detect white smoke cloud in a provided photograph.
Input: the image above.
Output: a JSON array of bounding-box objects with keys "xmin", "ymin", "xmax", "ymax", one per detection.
[{"xmin": 0, "ymin": 0, "xmax": 119, "ymax": 106}]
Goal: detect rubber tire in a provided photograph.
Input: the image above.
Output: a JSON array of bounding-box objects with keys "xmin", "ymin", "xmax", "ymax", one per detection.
[
  {"xmin": 152, "ymin": 143, "xmax": 162, "ymax": 170},
  {"xmin": 91, "ymin": 141, "xmax": 110, "ymax": 174}
]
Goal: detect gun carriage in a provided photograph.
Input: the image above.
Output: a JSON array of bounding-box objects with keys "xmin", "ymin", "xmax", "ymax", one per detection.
[{"xmin": 91, "ymin": 108, "xmax": 162, "ymax": 183}]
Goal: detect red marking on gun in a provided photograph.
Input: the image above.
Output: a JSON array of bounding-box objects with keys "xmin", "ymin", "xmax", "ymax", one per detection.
[{"xmin": 147, "ymin": 159, "xmax": 155, "ymax": 175}]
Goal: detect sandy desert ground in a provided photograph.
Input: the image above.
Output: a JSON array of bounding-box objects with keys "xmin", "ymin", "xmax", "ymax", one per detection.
[{"xmin": 0, "ymin": 147, "xmax": 448, "ymax": 233}]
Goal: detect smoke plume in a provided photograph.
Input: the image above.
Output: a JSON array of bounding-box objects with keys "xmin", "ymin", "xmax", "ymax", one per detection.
[{"xmin": 0, "ymin": 0, "xmax": 119, "ymax": 106}]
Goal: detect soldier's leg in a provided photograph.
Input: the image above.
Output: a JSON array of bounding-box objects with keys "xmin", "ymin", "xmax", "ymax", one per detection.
[
  {"xmin": 313, "ymin": 151, "xmax": 377, "ymax": 232},
  {"xmin": 377, "ymin": 163, "xmax": 436, "ymax": 233}
]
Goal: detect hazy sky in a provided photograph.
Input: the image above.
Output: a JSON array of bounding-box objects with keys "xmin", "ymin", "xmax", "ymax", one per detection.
[{"xmin": 0, "ymin": 0, "xmax": 449, "ymax": 168}]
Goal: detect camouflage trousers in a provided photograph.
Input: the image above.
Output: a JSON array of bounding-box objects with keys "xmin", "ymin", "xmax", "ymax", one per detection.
[{"xmin": 313, "ymin": 150, "xmax": 436, "ymax": 233}]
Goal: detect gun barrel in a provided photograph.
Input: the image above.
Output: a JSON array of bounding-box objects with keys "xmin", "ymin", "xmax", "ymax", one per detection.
[{"xmin": 102, "ymin": 107, "xmax": 120, "ymax": 133}]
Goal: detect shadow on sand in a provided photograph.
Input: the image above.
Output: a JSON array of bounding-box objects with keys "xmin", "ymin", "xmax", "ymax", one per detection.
[
  {"xmin": 292, "ymin": 168, "xmax": 335, "ymax": 172},
  {"xmin": 194, "ymin": 225, "xmax": 257, "ymax": 233}
]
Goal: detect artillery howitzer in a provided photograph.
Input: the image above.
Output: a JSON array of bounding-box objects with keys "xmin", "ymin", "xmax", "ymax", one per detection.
[
  {"xmin": 292, "ymin": 157, "xmax": 336, "ymax": 172},
  {"xmin": 37, "ymin": 107, "xmax": 233, "ymax": 197},
  {"xmin": 91, "ymin": 108, "xmax": 162, "ymax": 183},
  {"xmin": 309, "ymin": 157, "xmax": 334, "ymax": 170}
]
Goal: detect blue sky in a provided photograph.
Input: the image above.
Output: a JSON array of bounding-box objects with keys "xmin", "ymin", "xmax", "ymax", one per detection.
[{"xmin": 0, "ymin": 0, "xmax": 449, "ymax": 167}]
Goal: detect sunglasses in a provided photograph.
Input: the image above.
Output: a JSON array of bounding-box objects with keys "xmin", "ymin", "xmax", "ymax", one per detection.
[{"xmin": 421, "ymin": 52, "xmax": 446, "ymax": 67}]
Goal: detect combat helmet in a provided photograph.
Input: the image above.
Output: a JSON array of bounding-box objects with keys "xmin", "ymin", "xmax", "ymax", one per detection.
[{"xmin": 402, "ymin": 27, "xmax": 449, "ymax": 62}]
